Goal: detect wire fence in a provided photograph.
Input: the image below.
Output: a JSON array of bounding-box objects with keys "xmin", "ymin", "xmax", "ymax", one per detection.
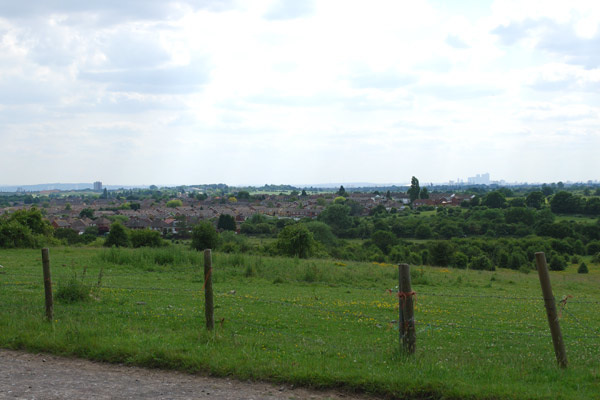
[{"xmin": 2, "ymin": 280, "xmax": 599, "ymax": 342}]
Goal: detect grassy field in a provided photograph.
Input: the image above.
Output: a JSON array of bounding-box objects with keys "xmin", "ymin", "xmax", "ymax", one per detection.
[{"xmin": 1, "ymin": 246, "xmax": 599, "ymax": 399}]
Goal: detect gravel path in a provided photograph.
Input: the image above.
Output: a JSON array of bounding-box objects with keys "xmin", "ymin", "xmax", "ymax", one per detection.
[{"xmin": 0, "ymin": 349, "xmax": 373, "ymax": 400}]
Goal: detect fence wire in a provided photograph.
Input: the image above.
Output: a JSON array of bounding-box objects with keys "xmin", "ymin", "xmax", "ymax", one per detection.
[{"xmin": 2, "ymin": 271, "xmax": 600, "ymax": 346}]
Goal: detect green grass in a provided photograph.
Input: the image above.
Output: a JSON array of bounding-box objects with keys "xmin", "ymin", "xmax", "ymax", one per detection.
[{"xmin": 1, "ymin": 246, "xmax": 599, "ymax": 399}]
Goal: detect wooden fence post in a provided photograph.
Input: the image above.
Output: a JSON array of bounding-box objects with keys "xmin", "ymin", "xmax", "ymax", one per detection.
[
  {"xmin": 203, "ymin": 249, "xmax": 214, "ymax": 331},
  {"xmin": 41, "ymin": 248, "xmax": 53, "ymax": 321},
  {"xmin": 398, "ymin": 263, "xmax": 416, "ymax": 354},
  {"xmin": 535, "ymin": 252, "xmax": 567, "ymax": 368}
]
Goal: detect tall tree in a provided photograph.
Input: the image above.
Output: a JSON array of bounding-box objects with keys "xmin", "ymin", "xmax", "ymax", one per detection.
[
  {"xmin": 217, "ymin": 214, "xmax": 237, "ymax": 231},
  {"xmin": 408, "ymin": 176, "xmax": 420, "ymax": 203}
]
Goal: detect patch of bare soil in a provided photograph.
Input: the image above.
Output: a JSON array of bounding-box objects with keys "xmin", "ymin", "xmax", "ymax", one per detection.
[{"xmin": 0, "ymin": 349, "xmax": 375, "ymax": 400}]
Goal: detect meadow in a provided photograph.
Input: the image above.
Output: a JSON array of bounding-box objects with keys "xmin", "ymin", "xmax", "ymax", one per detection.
[{"xmin": 1, "ymin": 246, "xmax": 599, "ymax": 399}]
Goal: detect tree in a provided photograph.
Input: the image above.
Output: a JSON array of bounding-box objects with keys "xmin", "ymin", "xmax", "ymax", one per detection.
[
  {"xmin": 429, "ymin": 241, "xmax": 453, "ymax": 267},
  {"xmin": 236, "ymin": 190, "xmax": 251, "ymax": 200},
  {"xmin": 371, "ymin": 230, "xmax": 397, "ymax": 254},
  {"xmin": 337, "ymin": 185, "xmax": 348, "ymax": 197},
  {"xmin": 276, "ymin": 224, "xmax": 315, "ymax": 258},
  {"xmin": 130, "ymin": 203, "xmax": 141, "ymax": 211},
  {"xmin": 585, "ymin": 197, "xmax": 600, "ymax": 215},
  {"xmin": 407, "ymin": 176, "xmax": 420, "ymax": 203},
  {"xmin": 505, "ymin": 207, "xmax": 535, "ymax": 225},
  {"xmin": 578, "ymin": 262, "xmax": 589, "ymax": 274},
  {"xmin": 333, "ymin": 196, "xmax": 346, "ymax": 204},
  {"xmin": 541, "ymin": 184, "xmax": 554, "ymax": 196},
  {"xmin": 318, "ymin": 203, "xmax": 352, "ymax": 234},
  {"xmin": 304, "ymin": 221, "xmax": 337, "ymax": 247},
  {"xmin": 419, "ymin": 187, "xmax": 430, "ymax": 199},
  {"xmin": 79, "ymin": 208, "xmax": 94, "ymax": 219},
  {"xmin": 166, "ymin": 199, "xmax": 183, "ymax": 208},
  {"xmin": 415, "ymin": 224, "xmax": 432, "ymax": 239},
  {"xmin": 525, "ymin": 191, "xmax": 544, "ymax": 209},
  {"xmin": 301, "ymin": 189, "xmax": 308, "ymax": 196},
  {"xmin": 217, "ymin": 214, "xmax": 236, "ymax": 231},
  {"xmin": 104, "ymin": 223, "xmax": 130, "ymax": 247},
  {"xmin": 550, "ymin": 191, "xmax": 583, "ymax": 214},
  {"xmin": 191, "ymin": 222, "xmax": 219, "ymax": 251},
  {"xmin": 482, "ymin": 191, "xmax": 506, "ymax": 208}
]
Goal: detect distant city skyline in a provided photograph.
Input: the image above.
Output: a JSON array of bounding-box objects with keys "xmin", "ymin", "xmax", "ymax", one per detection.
[
  {"xmin": 0, "ymin": 1, "xmax": 599, "ymax": 185},
  {"xmin": 2, "ymin": 174, "xmax": 599, "ymax": 193}
]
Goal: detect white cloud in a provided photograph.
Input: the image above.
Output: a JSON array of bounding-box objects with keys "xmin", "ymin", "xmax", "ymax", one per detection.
[{"xmin": 0, "ymin": 0, "xmax": 599, "ymax": 185}]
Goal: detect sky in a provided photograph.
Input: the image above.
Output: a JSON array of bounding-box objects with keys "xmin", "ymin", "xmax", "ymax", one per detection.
[{"xmin": 0, "ymin": 0, "xmax": 599, "ymax": 187}]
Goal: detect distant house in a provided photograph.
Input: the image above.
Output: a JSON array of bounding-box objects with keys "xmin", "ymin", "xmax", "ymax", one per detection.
[
  {"xmin": 70, "ymin": 219, "xmax": 88, "ymax": 234},
  {"xmin": 51, "ymin": 219, "xmax": 71, "ymax": 229},
  {"xmin": 95, "ymin": 217, "xmax": 112, "ymax": 234}
]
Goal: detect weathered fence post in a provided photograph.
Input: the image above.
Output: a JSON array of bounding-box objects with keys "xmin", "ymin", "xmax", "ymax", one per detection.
[
  {"xmin": 203, "ymin": 249, "xmax": 214, "ymax": 331},
  {"xmin": 41, "ymin": 248, "xmax": 53, "ymax": 321},
  {"xmin": 535, "ymin": 252, "xmax": 567, "ymax": 368},
  {"xmin": 398, "ymin": 263, "xmax": 416, "ymax": 354}
]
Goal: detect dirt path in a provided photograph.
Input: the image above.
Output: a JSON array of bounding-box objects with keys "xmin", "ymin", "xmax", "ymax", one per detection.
[{"xmin": 0, "ymin": 349, "xmax": 374, "ymax": 400}]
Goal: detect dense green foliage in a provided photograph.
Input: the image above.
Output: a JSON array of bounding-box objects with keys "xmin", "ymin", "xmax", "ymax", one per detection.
[
  {"xmin": 130, "ymin": 229, "xmax": 163, "ymax": 248},
  {"xmin": 0, "ymin": 208, "xmax": 54, "ymax": 248},
  {"xmin": 217, "ymin": 214, "xmax": 236, "ymax": 231},
  {"xmin": 104, "ymin": 223, "xmax": 130, "ymax": 248},
  {"xmin": 191, "ymin": 222, "xmax": 219, "ymax": 251},
  {"xmin": 276, "ymin": 224, "xmax": 315, "ymax": 258}
]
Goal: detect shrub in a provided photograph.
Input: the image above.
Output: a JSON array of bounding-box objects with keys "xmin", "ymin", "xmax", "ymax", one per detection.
[
  {"xmin": 429, "ymin": 241, "xmax": 454, "ymax": 267},
  {"xmin": 549, "ymin": 255, "xmax": 566, "ymax": 271},
  {"xmin": 55, "ymin": 273, "xmax": 91, "ymax": 303},
  {"xmin": 130, "ymin": 229, "xmax": 163, "ymax": 248},
  {"xmin": 276, "ymin": 224, "xmax": 315, "ymax": 258},
  {"xmin": 586, "ymin": 241, "xmax": 600, "ymax": 255},
  {"xmin": 578, "ymin": 262, "xmax": 589, "ymax": 274},
  {"xmin": 508, "ymin": 252, "xmax": 528, "ymax": 270},
  {"xmin": 452, "ymin": 251, "xmax": 468, "ymax": 269},
  {"xmin": 191, "ymin": 222, "xmax": 219, "ymax": 251},
  {"xmin": 469, "ymin": 255, "xmax": 495, "ymax": 271},
  {"xmin": 104, "ymin": 222, "xmax": 130, "ymax": 248},
  {"xmin": 166, "ymin": 199, "xmax": 183, "ymax": 208}
]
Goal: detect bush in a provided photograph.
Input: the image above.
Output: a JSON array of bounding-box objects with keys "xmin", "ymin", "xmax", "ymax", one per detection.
[
  {"xmin": 452, "ymin": 251, "xmax": 468, "ymax": 269},
  {"xmin": 469, "ymin": 255, "xmax": 495, "ymax": 271},
  {"xmin": 191, "ymin": 222, "xmax": 219, "ymax": 251},
  {"xmin": 578, "ymin": 262, "xmax": 589, "ymax": 274},
  {"xmin": 586, "ymin": 241, "xmax": 600, "ymax": 255},
  {"xmin": 429, "ymin": 241, "xmax": 454, "ymax": 267},
  {"xmin": 130, "ymin": 229, "xmax": 163, "ymax": 248},
  {"xmin": 55, "ymin": 273, "xmax": 91, "ymax": 303},
  {"xmin": 276, "ymin": 224, "xmax": 315, "ymax": 258},
  {"xmin": 549, "ymin": 255, "xmax": 566, "ymax": 271},
  {"xmin": 508, "ymin": 252, "xmax": 527, "ymax": 270},
  {"xmin": 104, "ymin": 222, "xmax": 130, "ymax": 247},
  {"xmin": 166, "ymin": 199, "xmax": 183, "ymax": 208}
]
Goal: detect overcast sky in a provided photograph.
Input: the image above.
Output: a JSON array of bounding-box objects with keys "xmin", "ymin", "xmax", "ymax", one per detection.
[{"xmin": 1, "ymin": 0, "xmax": 599, "ymax": 186}]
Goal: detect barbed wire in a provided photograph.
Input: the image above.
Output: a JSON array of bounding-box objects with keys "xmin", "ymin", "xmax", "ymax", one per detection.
[{"xmin": 560, "ymin": 308, "xmax": 600, "ymax": 338}]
